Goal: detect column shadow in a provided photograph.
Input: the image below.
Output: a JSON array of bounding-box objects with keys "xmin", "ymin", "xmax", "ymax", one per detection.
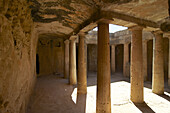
[
  {"xmin": 134, "ymin": 102, "xmax": 155, "ymax": 113},
  {"xmin": 76, "ymin": 93, "xmax": 87, "ymax": 113},
  {"xmin": 157, "ymin": 94, "xmax": 170, "ymax": 102}
]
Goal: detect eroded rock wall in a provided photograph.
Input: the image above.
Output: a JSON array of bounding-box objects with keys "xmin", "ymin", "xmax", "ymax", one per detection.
[
  {"xmin": 0, "ymin": 0, "xmax": 37, "ymax": 113},
  {"xmin": 37, "ymin": 37, "xmax": 64, "ymax": 76}
]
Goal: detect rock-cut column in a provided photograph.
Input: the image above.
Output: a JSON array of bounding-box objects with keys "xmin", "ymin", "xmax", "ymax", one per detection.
[
  {"xmin": 64, "ymin": 40, "xmax": 69, "ymax": 79},
  {"xmin": 143, "ymin": 40, "xmax": 148, "ymax": 81},
  {"xmin": 77, "ymin": 32, "xmax": 87, "ymax": 94},
  {"xmin": 123, "ymin": 43, "xmax": 129, "ymax": 77},
  {"xmin": 152, "ymin": 32, "xmax": 164, "ymax": 94},
  {"xmin": 69, "ymin": 36, "xmax": 77, "ymax": 85},
  {"xmin": 97, "ymin": 22, "xmax": 111, "ymax": 113},
  {"xmin": 111, "ymin": 45, "xmax": 116, "ymax": 74},
  {"xmin": 130, "ymin": 26, "xmax": 144, "ymax": 103}
]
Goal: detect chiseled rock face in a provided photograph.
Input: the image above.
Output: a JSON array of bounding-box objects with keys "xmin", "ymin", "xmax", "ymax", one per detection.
[
  {"xmin": 36, "ymin": 37, "xmax": 65, "ymax": 76},
  {"xmin": 30, "ymin": 0, "xmax": 98, "ymax": 37},
  {"xmin": 0, "ymin": 0, "xmax": 37, "ymax": 113}
]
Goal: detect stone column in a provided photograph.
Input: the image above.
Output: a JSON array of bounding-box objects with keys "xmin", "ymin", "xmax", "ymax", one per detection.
[
  {"xmin": 123, "ymin": 43, "xmax": 129, "ymax": 77},
  {"xmin": 152, "ymin": 32, "xmax": 164, "ymax": 94},
  {"xmin": 143, "ymin": 40, "xmax": 148, "ymax": 81},
  {"xmin": 111, "ymin": 45, "xmax": 116, "ymax": 74},
  {"xmin": 169, "ymin": 37, "xmax": 170, "ymax": 86},
  {"xmin": 69, "ymin": 36, "xmax": 77, "ymax": 85},
  {"xmin": 97, "ymin": 22, "xmax": 111, "ymax": 113},
  {"xmin": 64, "ymin": 40, "xmax": 69, "ymax": 79},
  {"xmin": 130, "ymin": 26, "xmax": 144, "ymax": 103},
  {"xmin": 77, "ymin": 32, "xmax": 87, "ymax": 94}
]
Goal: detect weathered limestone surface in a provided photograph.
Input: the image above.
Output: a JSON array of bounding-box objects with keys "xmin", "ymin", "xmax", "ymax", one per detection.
[
  {"xmin": 69, "ymin": 36, "xmax": 77, "ymax": 85},
  {"xmin": 37, "ymin": 37, "xmax": 64, "ymax": 76},
  {"xmin": 0, "ymin": 0, "xmax": 37, "ymax": 113},
  {"xmin": 97, "ymin": 23, "xmax": 111, "ymax": 113},
  {"xmin": 152, "ymin": 33, "xmax": 164, "ymax": 94},
  {"xmin": 77, "ymin": 33, "xmax": 87, "ymax": 94},
  {"xmin": 64, "ymin": 40, "xmax": 70, "ymax": 79},
  {"xmin": 111, "ymin": 45, "xmax": 115, "ymax": 73},
  {"xmin": 143, "ymin": 41, "xmax": 148, "ymax": 81},
  {"xmin": 123, "ymin": 43, "xmax": 129, "ymax": 77},
  {"xmin": 130, "ymin": 26, "xmax": 144, "ymax": 103},
  {"xmin": 30, "ymin": 0, "xmax": 167, "ymax": 37}
]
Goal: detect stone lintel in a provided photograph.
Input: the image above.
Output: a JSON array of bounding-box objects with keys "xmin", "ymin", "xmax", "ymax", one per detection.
[
  {"xmin": 128, "ymin": 25, "xmax": 144, "ymax": 31},
  {"xmin": 100, "ymin": 11, "xmax": 160, "ymax": 28}
]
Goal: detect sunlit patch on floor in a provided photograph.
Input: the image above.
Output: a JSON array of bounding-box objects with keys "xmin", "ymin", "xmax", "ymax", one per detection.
[{"xmin": 28, "ymin": 74, "xmax": 170, "ymax": 113}]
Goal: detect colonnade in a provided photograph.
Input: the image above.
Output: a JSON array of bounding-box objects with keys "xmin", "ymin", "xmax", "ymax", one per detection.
[{"xmin": 64, "ymin": 22, "xmax": 168, "ymax": 113}]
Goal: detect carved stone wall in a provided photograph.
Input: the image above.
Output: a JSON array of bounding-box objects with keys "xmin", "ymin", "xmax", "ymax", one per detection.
[
  {"xmin": 0, "ymin": 0, "xmax": 37, "ymax": 113},
  {"xmin": 37, "ymin": 37, "xmax": 64, "ymax": 76}
]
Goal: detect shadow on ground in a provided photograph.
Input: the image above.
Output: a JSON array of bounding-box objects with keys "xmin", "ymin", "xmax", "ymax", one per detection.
[{"xmin": 27, "ymin": 73, "xmax": 170, "ymax": 113}]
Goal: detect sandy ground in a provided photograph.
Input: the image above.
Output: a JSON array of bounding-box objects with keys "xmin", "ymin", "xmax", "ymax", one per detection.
[{"xmin": 27, "ymin": 73, "xmax": 170, "ymax": 113}]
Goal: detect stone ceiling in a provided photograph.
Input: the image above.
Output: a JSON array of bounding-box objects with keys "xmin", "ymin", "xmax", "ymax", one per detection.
[{"xmin": 30, "ymin": 0, "xmax": 169, "ymax": 39}]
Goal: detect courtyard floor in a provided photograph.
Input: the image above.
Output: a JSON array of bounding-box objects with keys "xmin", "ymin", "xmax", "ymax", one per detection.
[{"xmin": 27, "ymin": 73, "xmax": 170, "ymax": 113}]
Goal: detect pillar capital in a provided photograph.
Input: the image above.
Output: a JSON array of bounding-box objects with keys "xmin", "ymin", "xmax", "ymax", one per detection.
[
  {"xmin": 69, "ymin": 35, "xmax": 77, "ymax": 41},
  {"xmin": 97, "ymin": 18, "xmax": 112, "ymax": 24},
  {"xmin": 78, "ymin": 32, "xmax": 86, "ymax": 37},
  {"xmin": 153, "ymin": 32, "xmax": 163, "ymax": 40},
  {"xmin": 124, "ymin": 42, "xmax": 130, "ymax": 45},
  {"xmin": 111, "ymin": 44, "xmax": 116, "ymax": 47},
  {"xmin": 129, "ymin": 25, "xmax": 144, "ymax": 31},
  {"xmin": 152, "ymin": 30, "xmax": 163, "ymax": 36},
  {"xmin": 163, "ymin": 32, "xmax": 170, "ymax": 38},
  {"xmin": 64, "ymin": 39, "xmax": 70, "ymax": 44}
]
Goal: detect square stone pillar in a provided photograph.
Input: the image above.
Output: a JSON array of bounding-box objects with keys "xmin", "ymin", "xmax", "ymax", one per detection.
[
  {"xmin": 143, "ymin": 40, "xmax": 148, "ymax": 81},
  {"xmin": 129, "ymin": 26, "xmax": 144, "ymax": 103},
  {"xmin": 69, "ymin": 36, "xmax": 77, "ymax": 85},
  {"xmin": 77, "ymin": 32, "xmax": 87, "ymax": 94},
  {"xmin": 152, "ymin": 32, "xmax": 164, "ymax": 94},
  {"xmin": 111, "ymin": 45, "xmax": 116, "ymax": 74},
  {"xmin": 123, "ymin": 43, "xmax": 129, "ymax": 77},
  {"xmin": 97, "ymin": 22, "xmax": 111, "ymax": 113},
  {"xmin": 64, "ymin": 40, "xmax": 69, "ymax": 79}
]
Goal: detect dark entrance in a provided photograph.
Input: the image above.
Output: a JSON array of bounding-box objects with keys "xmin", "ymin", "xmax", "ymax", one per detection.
[{"xmin": 36, "ymin": 54, "xmax": 40, "ymax": 74}]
